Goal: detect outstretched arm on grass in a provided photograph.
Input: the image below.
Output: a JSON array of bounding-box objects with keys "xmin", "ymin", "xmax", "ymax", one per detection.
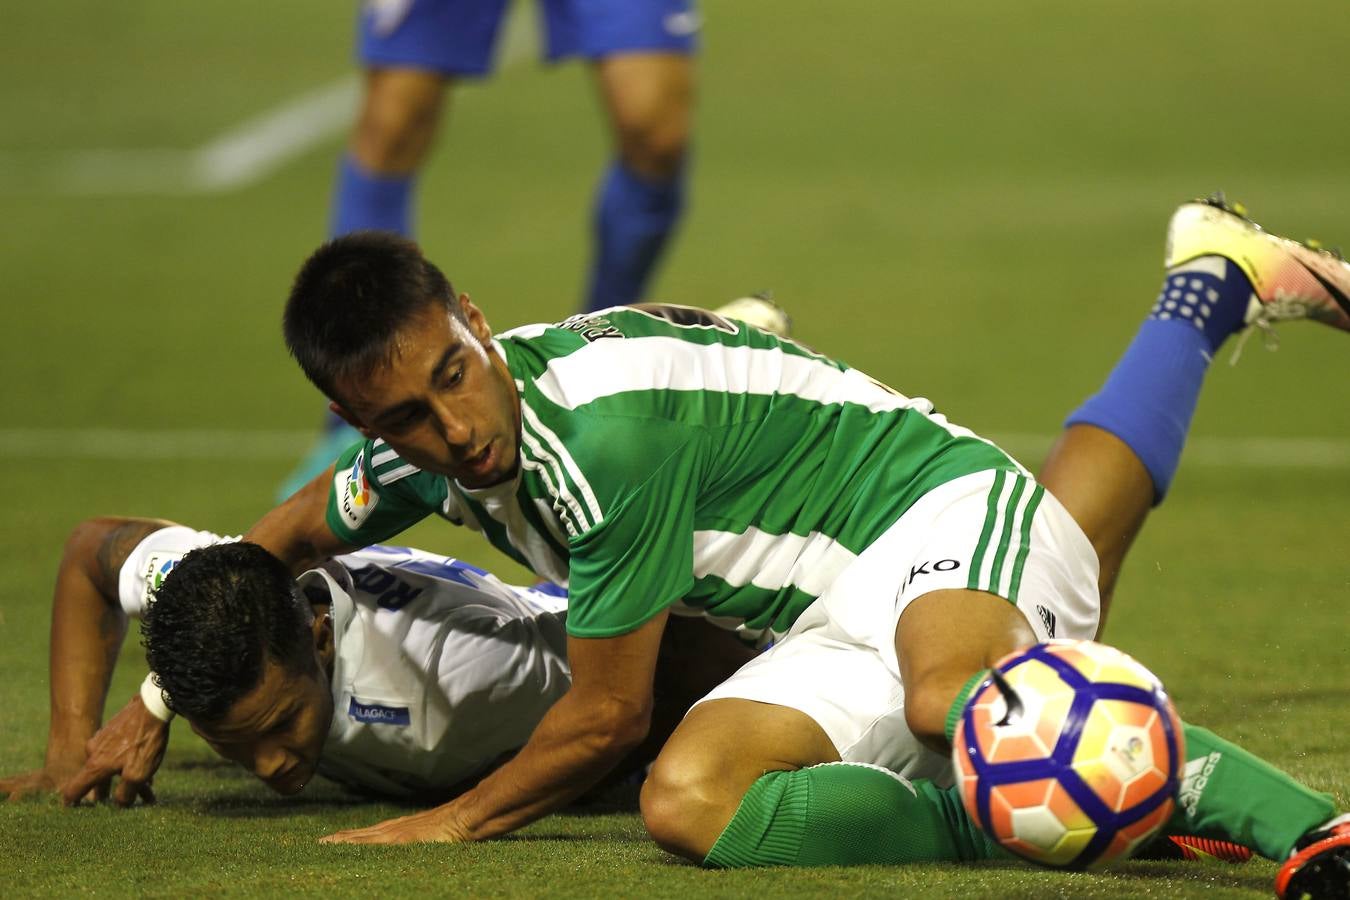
[{"xmin": 0, "ymin": 517, "xmax": 172, "ymax": 805}]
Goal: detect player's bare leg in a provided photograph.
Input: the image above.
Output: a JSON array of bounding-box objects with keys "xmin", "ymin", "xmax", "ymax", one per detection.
[
  {"xmin": 584, "ymin": 52, "xmax": 694, "ymax": 310},
  {"xmin": 641, "ymin": 698, "xmax": 839, "ymax": 861},
  {"xmin": 1037, "ymin": 425, "xmax": 1152, "ymax": 635},
  {"xmin": 1037, "ymin": 197, "xmax": 1350, "ymax": 636},
  {"xmin": 349, "ymin": 67, "xmax": 449, "ymax": 177},
  {"xmin": 593, "ymin": 53, "xmax": 692, "ymax": 182}
]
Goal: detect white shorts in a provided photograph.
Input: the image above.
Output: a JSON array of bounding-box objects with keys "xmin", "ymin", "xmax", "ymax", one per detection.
[{"xmin": 693, "ymin": 469, "xmax": 1101, "ymax": 785}]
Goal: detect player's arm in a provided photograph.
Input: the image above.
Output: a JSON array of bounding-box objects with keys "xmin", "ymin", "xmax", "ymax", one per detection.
[
  {"xmin": 248, "ymin": 443, "xmax": 445, "ymax": 573},
  {"xmin": 0, "ymin": 516, "xmax": 171, "ymax": 803},
  {"xmin": 641, "ymin": 616, "xmax": 757, "ymax": 761},
  {"xmin": 245, "ymin": 466, "xmax": 359, "ymax": 573},
  {"xmin": 320, "ymin": 610, "xmax": 669, "ymax": 844}
]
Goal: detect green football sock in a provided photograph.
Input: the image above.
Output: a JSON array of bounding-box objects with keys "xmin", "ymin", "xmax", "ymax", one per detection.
[
  {"xmin": 703, "ymin": 762, "xmax": 1003, "ymax": 868},
  {"xmin": 1166, "ymin": 723, "xmax": 1335, "ymax": 860}
]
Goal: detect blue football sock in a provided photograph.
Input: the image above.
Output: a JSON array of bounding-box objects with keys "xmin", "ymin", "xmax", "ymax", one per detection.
[
  {"xmin": 330, "ymin": 154, "xmax": 415, "ymax": 237},
  {"xmin": 1149, "ymin": 256, "xmax": 1252, "ymax": 355},
  {"xmin": 585, "ymin": 159, "xmax": 687, "ymax": 311},
  {"xmin": 1065, "ymin": 256, "xmax": 1253, "ymax": 502}
]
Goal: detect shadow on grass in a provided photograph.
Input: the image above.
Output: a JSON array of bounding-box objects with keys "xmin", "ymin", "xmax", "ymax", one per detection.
[
  {"xmin": 935, "ymin": 856, "xmax": 1274, "ymax": 893},
  {"xmin": 650, "ymin": 852, "xmax": 1274, "ymax": 893},
  {"xmin": 167, "ymin": 757, "xmax": 236, "ymax": 772},
  {"xmin": 556, "ymin": 784, "xmax": 642, "ymax": 817},
  {"xmin": 195, "ymin": 790, "xmax": 375, "ymax": 818},
  {"xmin": 1107, "ymin": 860, "xmax": 1273, "ymax": 893}
]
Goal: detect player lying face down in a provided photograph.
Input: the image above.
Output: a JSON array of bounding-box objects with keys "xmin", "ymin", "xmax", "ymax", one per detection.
[{"xmin": 2, "ymin": 517, "xmax": 751, "ymax": 806}]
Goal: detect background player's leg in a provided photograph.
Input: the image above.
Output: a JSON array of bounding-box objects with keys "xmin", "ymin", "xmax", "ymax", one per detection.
[
  {"xmin": 585, "ymin": 53, "xmax": 693, "ymax": 310},
  {"xmin": 281, "ymin": 0, "xmax": 489, "ymax": 499},
  {"xmin": 280, "ymin": 72, "xmax": 450, "ymax": 499},
  {"xmin": 641, "ymin": 698, "xmax": 999, "ymax": 867},
  {"xmin": 332, "ymin": 67, "xmax": 450, "ymax": 237}
]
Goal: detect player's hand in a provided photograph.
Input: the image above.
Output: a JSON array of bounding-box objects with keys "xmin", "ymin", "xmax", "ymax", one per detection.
[
  {"xmin": 319, "ymin": 806, "xmax": 472, "ymax": 845},
  {"xmin": 2, "ymin": 744, "xmax": 87, "ymax": 802},
  {"xmin": 1, "ymin": 768, "xmax": 65, "ymax": 802},
  {"xmin": 59, "ymin": 694, "xmax": 169, "ymax": 807}
]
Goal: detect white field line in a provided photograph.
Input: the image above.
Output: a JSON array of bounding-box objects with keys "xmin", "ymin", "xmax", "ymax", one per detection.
[
  {"xmin": 55, "ymin": 78, "xmax": 361, "ymax": 195},
  {"xmin": 8, "ymin": 3, "xmax": 536, "ymax": 196},
  {"xmin": 5, "ymin": 427, "xmax": 1347, "ymax": 468}
]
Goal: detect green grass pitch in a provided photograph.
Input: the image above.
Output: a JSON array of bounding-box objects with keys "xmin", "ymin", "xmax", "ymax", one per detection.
[{"xmin": 1, "ymin": 1, "xmax": 1346, "ymax": 896}]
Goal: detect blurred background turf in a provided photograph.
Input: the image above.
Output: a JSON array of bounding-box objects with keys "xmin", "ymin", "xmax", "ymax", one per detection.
[{"xmin": 1, "ymin": 1, "xmax": 1346, "ymax": 895}]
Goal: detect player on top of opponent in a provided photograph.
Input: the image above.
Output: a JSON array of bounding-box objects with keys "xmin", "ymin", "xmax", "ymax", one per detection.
[{"xmin": 248, "ymin": 197, "xmax": 1346, "ymax": 896}]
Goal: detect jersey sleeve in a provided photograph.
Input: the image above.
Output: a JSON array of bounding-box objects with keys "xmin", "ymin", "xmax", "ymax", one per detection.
[
  {"xmin": 325, "ymin": 440, "xmax": 451, "ymax": 546},
  {"xmin": 563, "ymin": 429, "xmax": 703, "ymax": 638},
  {"xmin": 117, "ymin": 526, "xmax": 231, "ymax": 617}
]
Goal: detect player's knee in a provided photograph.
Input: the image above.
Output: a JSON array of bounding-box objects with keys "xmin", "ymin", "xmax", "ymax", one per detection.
[
  {"xmin": 351, "ymin": 74, "xmax": 446, "ymax": 173},
  {"xmin": 615, "ymin": 118, "xmax": 689, "ymax": 181},
  {"xmin": 897, "ymin": 589, "xmax": 1039, "ymax": 752},
  {"xmin": 904, "ymin": 676, "xmax": 955, "ymax": 751},
  {"xmin": 352, "ymin": 105, "xmax": 440, "ymax": 173},
  {"xmin": 640, "ymin": 751, "xmax": 728, "ymax": 862}
]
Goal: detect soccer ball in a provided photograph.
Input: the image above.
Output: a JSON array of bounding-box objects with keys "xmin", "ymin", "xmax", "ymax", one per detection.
[{"xmin": 951, "ymin": 640, "xmax": 1185, "ymax": 869}]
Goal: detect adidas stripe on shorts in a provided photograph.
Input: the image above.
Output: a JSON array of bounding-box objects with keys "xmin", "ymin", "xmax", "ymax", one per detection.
[{"xmin": 692, "ymin": 469, "xmax": 1102, "ymax": 785}]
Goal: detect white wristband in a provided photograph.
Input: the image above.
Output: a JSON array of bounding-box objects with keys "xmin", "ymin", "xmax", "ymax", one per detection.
[{"xmin": 139, "ymin": 672, "xmax": 175, "ymax": 723}]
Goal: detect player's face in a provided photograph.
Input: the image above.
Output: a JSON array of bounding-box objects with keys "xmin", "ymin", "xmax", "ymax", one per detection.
[
  {"xmin": 333, "ymin": 295, "xmax": 521, "ymax": 489},
  {"xmin": 188, "ymin": 623, "xmax": 335, "ymax": 796}
]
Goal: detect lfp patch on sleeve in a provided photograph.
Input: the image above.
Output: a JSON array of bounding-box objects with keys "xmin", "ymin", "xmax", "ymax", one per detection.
[
  {"xmin": 335, "ymin": 448, "xmax": 381, "ymax": 531},
  {"xmin": 348, "ymin": 697, "xmax": 410, "ymax": 726},
  {"xmin": 140, "ymin": 552, "xmax": 184, "ymax": 607}
]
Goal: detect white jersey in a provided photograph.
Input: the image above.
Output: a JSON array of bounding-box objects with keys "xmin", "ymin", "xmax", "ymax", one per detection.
[{"xmin": 119, "ymin": 527, "xmax": 572, "ymax": 798}]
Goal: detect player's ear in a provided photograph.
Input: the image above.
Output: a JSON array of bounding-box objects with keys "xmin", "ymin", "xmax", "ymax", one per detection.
[
  {"xmin": 459, "ymin": 293, "xmax": 493, "ymax": 345},
  {"xmin": 311, "ymin": 612, "xmax": 334, "ymax": 671},
  {"xmin": 328, "ymin": 401, "xmax": 377, "ymax": 440}
]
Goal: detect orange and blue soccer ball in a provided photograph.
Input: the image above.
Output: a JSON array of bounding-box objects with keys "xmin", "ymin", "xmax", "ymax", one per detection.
[{"xmin": 951, "ymin": 640, "xmax": 1185, "ymax": 869}]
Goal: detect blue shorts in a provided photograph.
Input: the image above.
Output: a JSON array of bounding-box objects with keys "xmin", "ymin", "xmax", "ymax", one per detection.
[{"xmin": 357, "ymin": 0, "xmax": 699, "ymax": 77}]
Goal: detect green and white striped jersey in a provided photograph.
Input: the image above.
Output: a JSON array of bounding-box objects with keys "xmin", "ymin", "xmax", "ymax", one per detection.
[{"xmin": 326, "ymin": 307, "xmax": 1023, "ymax": 642}]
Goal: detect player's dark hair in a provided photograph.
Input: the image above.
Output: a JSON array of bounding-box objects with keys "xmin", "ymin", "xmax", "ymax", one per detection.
[
  {"xmin": 283, "ymin": 231, "xmax": 461, "ymax": 401},
  {"xmin": 143, "ymin": 542, "xmax": 313, "ymax": 723}
]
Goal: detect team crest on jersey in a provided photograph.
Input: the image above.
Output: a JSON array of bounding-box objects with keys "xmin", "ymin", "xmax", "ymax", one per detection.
[
  {"xmin": 555, "ymin": 313, "xmax": 623, "ymax": 342},
  {"xmin": 336, "ymin": 449, "xmax": 380, "ymax": 530},
  {"xmin": 140, "ymin": 552, "xmax": 183, "ymax": 606}
]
